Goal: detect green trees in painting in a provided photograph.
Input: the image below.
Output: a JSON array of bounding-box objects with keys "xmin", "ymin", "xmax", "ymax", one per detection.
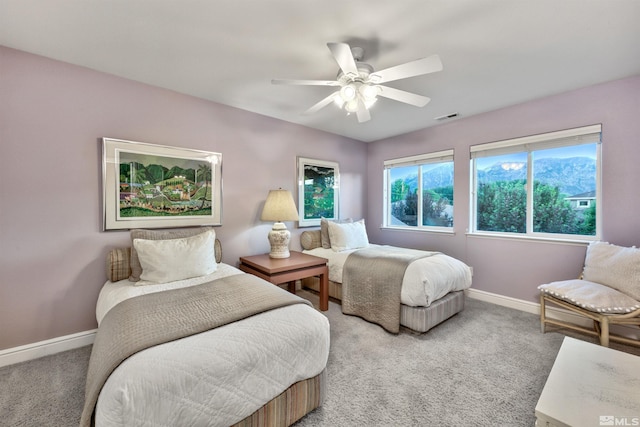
[
  {"xmin": 303, "ymin": 165, "xmax": 335, "ymax": 219},
  {"xmin": 197, "ymin": 163, "xmax": 211, "ymax": 210},
  {"xmin": 118, "ymin": 161, "xmax": 212, "ymax": 217}
]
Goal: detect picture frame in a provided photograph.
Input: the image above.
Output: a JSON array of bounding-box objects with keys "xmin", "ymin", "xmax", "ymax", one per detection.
[
  {"xmin": 297, "ymin": 157, "xmax": 339, "ymax": 227},
  {"xmin": 102, "ymin": 138, "xmax": 222, "ymax": 230}
]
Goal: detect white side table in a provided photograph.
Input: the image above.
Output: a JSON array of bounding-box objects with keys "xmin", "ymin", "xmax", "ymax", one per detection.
[{"xmin": 535, "ymin": 337, "xmax": 640, "ymax": 427}]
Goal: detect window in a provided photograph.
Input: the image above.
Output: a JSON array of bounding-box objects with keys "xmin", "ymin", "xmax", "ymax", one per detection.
[
  {"xmin": 383, "ymin": 150, "xmax": 454, "ymax": 231},
  {"xmin": 470, "ymin": 125, "xmax": 601, "ymax": 240}
]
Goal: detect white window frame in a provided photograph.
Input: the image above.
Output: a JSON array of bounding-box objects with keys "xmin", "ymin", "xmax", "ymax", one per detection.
[
  {"xmin": 469, "ymin": 124, "xmax": 602, "ymax": 242},
  {"xmin": 383, "ymin": 149, "xmax": 454, "ymax": 232}
]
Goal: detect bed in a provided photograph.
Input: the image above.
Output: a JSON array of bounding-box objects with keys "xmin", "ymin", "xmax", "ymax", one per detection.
[
  {"xmin": 300, "ymin": 219, "xmax": 472, "ymax": 333},
  {"xmin": 80, "ymin": 227, "xmax": 330, "ymax": 427}
]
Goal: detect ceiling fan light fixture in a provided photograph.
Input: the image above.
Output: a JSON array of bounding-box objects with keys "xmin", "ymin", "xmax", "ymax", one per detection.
[
  {"xmin": 359, "ymin": 83, "xmax": 378, "ymax": 101},
  {"xmin": 340, "ymin": 84, "xmax": 357, "ymax": 101},
  {"xmin": 337, "ymin": 82, "xmax": 379, "ymax": 113},
  {"xmin": 344, "ymin": 99, "xmax": 359, "ymax": 113}
]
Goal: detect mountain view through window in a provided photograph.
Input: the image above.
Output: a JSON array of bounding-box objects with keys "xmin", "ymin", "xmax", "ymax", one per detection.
[
  {"xmin": 388, "ymin": 161, "xmax": 454, "ymax": 228},
  {"xmin": 475, "ymin": 143, "xmax": 597, "ymax": 236}
]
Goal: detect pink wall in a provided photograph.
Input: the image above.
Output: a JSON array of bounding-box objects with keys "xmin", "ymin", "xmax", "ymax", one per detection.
[
  {"xmin": 0, "ymin": 46, "xmax": 367, "ymax": 350},
  {"xmin": 367, "ymin": 75, "xmax": 640, "ymax": 302}
]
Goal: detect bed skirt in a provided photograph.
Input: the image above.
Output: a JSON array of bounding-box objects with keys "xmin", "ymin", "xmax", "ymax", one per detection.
[
  {"xmin": 399, "ymin": 290, "xmax": 465, "ymax": 332},
  {"xmin": 302, "ymin": 277, "xmax": 465, "ymax": 333},
  {"xmin": 232, "ymin": 369, "xmax": 326, "ymax": 427}
]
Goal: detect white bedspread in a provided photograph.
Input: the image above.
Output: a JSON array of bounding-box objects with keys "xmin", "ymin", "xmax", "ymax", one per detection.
[
  {"xmin": 304, "ymin": 244, "xmax": 472, "ymax": 307},
  {"xmin": 94, "ymin": 264, "xmax": 330, "ymax": 427}
]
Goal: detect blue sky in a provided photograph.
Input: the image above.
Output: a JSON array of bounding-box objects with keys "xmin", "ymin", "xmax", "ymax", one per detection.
[
  {"xmin": 477, "ymin": 143, "xmax": 597, "ymax": 169},
  {"xmin": 390, "ymin": 143, "xmax": 597, "ymax": 178},
  {"xmin": 389, "ymin": 161, "xmax": 453, "ymax": 182}
]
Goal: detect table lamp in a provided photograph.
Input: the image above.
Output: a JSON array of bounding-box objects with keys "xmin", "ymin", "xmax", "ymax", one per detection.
[{"xmin": 260, "ymin": 189, "xmax": 299, "ymax": 258}]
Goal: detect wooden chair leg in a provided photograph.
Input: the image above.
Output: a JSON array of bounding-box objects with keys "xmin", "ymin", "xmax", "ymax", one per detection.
[
  {"xmin": 600, "ymin": 317, "xmax": 610, "ymax": 347},
  {"xmin": 540, "ymin": 294, "xmax": 546, "ymax": 333}
]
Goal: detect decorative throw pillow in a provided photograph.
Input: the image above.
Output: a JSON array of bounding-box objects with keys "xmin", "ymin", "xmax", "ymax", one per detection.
[
  {"xmin": 539, "ymin": 279, "xmax": 640, "ymax": 314},
  {"xmin": 106, "ymin": 247, "xmax": 131, "ymax": 282},
  {"xmin": 320, "ymin": 217, "xmax": 352, "ymax": 249},
  {"xmin": 328, "ymin": 219, "xmax": 369, "ymax": 252},
  {"xmin": 582, "ymin": 241, "xmax": 640, "ymax": 301},
  {"xmin": 134, "ymin": 229, "xmax": 217, "ymax": 283},
  {"xmin": 129, "ymin": 227, "xmax": 215, "ymax": 282},
  {"xmin": 300, "ymin": 230, "xmax": 322, "ymax": 250}
]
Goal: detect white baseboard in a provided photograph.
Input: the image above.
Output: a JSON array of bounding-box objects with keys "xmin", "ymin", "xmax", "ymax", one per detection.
[
  {"xmin": 465, "ymin": 288, "xmax": 541, "ymax": 315},
  {"xmin": 0, "ymin": 329, "xmax": 96, "ymax": 368},
  {"xmin": 465, "ymin": 288, "xmax": 639, "ymax": 340}
]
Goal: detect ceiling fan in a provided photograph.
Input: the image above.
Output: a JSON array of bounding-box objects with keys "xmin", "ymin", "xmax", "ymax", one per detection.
[{"xmin": 272, "ymin": 42, "xmax": 443, "ymax": 123}]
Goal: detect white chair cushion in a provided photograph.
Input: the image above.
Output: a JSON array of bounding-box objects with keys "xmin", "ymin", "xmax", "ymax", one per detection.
[{"xmin": 539, "ymin": 279, "xmax": 640, "ymax": 314}]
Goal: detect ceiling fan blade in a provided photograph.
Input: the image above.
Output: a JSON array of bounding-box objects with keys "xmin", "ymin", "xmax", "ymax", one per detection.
[
  {"xmin": 354, "ymin": 98, "xmax": 371, "ymax": 123},
  {"xmin": 303, "ymin": 91, "xmax": 340, "ymax": 115},
  {"xmin": 272, "ymin": 79, "xmax": 339, "ymax": 86},
  {"xmin": 377, "ymin": 85, "xmax": 431, "ymax": 107},
  {"xmin": 327, "ymin": 42, "xmax": 359, "ymax": 79},
  {"xmin": 371, "ymin": 54, "xmax": 443, "ymax": 84}
]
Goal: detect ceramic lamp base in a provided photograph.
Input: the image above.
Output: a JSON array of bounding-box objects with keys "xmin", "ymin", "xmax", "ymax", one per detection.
[{"xmin": 268, "ymin": 222, "xmax": 291, "ymax": 258}]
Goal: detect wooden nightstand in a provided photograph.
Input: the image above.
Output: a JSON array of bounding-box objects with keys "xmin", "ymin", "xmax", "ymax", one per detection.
[{"xmin": 239, "ymin": 251, "xmax": 329, "ymax": 311}]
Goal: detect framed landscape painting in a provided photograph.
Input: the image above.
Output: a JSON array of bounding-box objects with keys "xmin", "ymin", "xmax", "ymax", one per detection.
[
  {"xmin": 102, "ymin": 138, "xmax": 222, "ymax": 230},
  {"xmin": 297, "ymin": 157, "xmax": 339, "ymax": 227}
]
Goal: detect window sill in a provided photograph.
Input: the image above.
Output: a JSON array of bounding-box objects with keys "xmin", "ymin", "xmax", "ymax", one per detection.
[{"xmin": 465, "ymin": 231, "xmax": 594, "ymax": 246}]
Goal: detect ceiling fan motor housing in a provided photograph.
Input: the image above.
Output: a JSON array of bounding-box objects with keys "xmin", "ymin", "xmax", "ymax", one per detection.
[
  {"xmin": 337, "ymin": 61, "xmax": 374, "ymax": 82},
  {"xmin": 350, "ymin": 46, "xmax": 365, "ymax": 61}
]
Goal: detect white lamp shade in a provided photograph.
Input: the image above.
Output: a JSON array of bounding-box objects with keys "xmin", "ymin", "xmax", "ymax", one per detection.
[{"xmin": 260, "ymin": 189, "xmax": 299, "ymax": 222}]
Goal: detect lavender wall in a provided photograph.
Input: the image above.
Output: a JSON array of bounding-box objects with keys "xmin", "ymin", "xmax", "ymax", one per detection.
[
  {"xmin": 367, "ymin": 75, "xmax": 640, "ymax": 303},
  {"xmin": 0, "ymin": 46, "xmax": 367, "ymax": 351},
  {"xmin": 2, "ymin": 44, "xmax": 638, "ymax": 352}
]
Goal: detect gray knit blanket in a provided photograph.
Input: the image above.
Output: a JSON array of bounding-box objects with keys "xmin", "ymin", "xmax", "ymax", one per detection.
[
  {"xmin": 342, "ymin": 246, "xmax": 438, "ymax": 333},
  {"xmin": 80, "ymin": 274, "xmax": 311, "ymax": 427}
]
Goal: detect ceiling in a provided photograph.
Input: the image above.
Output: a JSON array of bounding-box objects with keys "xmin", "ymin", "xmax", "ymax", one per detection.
[{"xmin": 2, "ymin": 1, "xmax": 640, "ymax": 142}]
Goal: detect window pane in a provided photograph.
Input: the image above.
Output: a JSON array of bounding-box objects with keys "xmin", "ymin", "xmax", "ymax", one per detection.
[
  {"xmin": 389, "ymin": 165, "xmax": 418, "ymax": 226},
  {"xmin": 476, "ymin": 152, "xmax": 527, "ymax": 233},
  {"xmin": 421, "ymin": 161, "xmax": 454, "ymax": 227},
  {"xmin": 532, "ymin": 144, "xmax": 597, "ymax": 236}
]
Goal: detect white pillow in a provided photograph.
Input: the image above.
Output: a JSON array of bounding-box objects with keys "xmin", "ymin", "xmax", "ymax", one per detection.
[
  {"xmin": 582, "ymin": 241, "xmax": 640, "ymax": 301},
  {"xmin": 134, "ymin": 229, "xmax": 217, "ymax": 283},
  {"xmin": 328, "ymin": 219, "xmax": 369, "ymax": 252},
  {"xmin": 320, "ymin": 217, "xmax": 352, "ymax": 249}
]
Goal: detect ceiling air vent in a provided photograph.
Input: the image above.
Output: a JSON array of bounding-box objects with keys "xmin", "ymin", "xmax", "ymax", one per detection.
[{"xmin": 434, "ymin": 112, "xmax": 459, "ymax": 121}]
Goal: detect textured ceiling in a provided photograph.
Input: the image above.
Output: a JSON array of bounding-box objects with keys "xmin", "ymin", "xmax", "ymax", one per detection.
[{"xmin": 2, "ymin": 0, "xmax": 640, "ymax": 142}]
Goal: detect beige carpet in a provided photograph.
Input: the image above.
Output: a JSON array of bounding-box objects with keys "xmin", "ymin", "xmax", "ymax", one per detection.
[{"xmin": 1, "ymin": 293, "xmax": 638, "ymax": 426}]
